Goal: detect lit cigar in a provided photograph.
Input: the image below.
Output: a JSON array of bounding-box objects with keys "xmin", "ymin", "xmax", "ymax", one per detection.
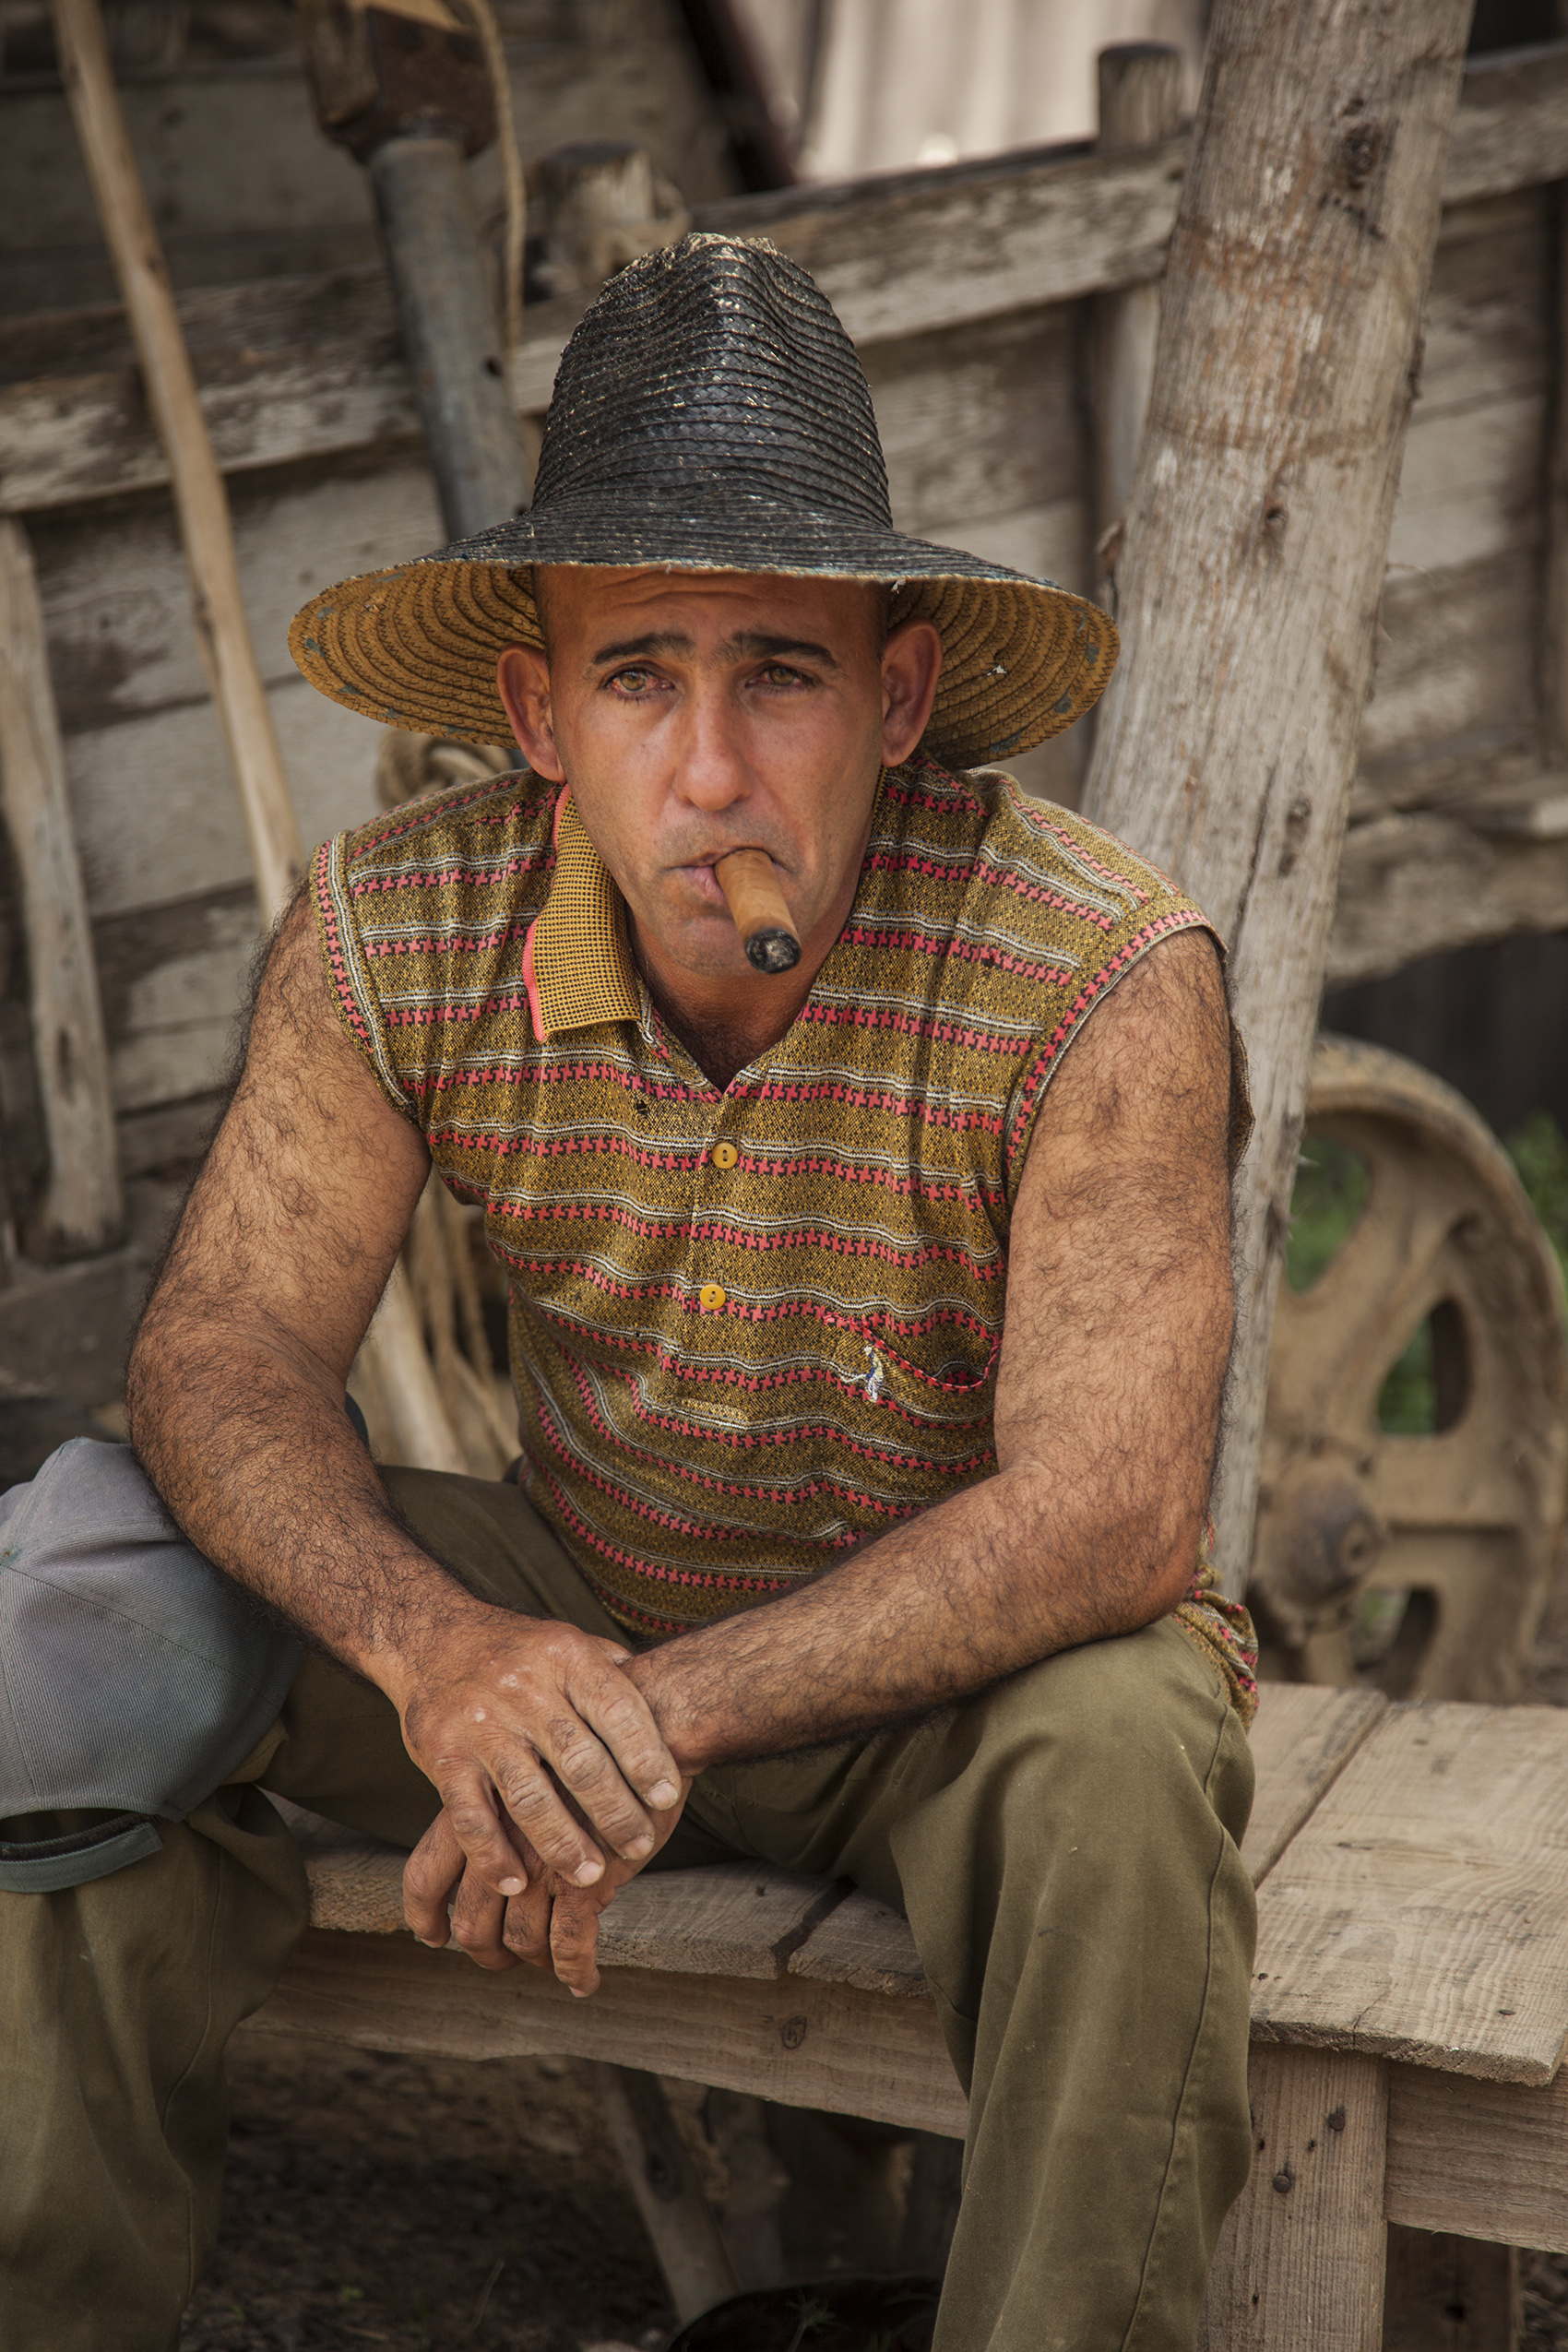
[{"xmin": 714, "ymin": 849, "xmax": 801, "ymax": 974}]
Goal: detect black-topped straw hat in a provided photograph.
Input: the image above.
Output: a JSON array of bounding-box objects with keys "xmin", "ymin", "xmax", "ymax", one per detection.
[{"xmin": 290, "ymin": 232, "xmax": 1118, "ymax": 769}]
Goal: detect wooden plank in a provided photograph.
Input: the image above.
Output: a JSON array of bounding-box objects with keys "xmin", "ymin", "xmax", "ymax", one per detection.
[
  {"xmin": 1386, "ymin": 389, "xmax": 1549, "ymax": 578},
  {"xmin": 1441, "ymin": 41, "xmax": 1568, "ymax": 208},
  {"xmin": 1241, "ymin": 1684, "xmax": 1389, "ymax": 1889},
  {"xmin": 1198, "ymin": 2045, "xmax": 1388, "ymax": 2352},
  {"xmin": 788, "ymin": 1888, "xmax": 928, "ymax": 1999},
  {"xmin": 1358, "ymin": 552, "xmax": 1538, "ymax": 790},
  {"xmin": 295, "ymin": 1823, "xmax": 846, "ymax": 1981},
  {"xmin": 1385, "ymin": 2058, "xmax": 1568, "ymax": 2252},
  {"xmin": 29, "ymin": 454, "xmax": 442, "ymax": 731},
  {"xmin": 1328, "ymin": 808, "xmax": 1568, "ymax": 987},
  {"xmin": 62, "ymin": 679, "xmax": 382, "ymax": 920},
  {"xmin": 860, "ymin": 305, "xmax": 1085, "ymax": 538},
  {"xmin": 1250, "ymin": 1702, "xmax": 1568, "ymax": 2085},
  {"xmin": 244, "ymin": 1926, "xmax": 970, "ymax": 2138}
]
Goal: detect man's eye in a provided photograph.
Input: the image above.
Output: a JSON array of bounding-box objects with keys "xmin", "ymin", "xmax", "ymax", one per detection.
[
  {"xmin": 760, "ymin": 664, "xmax": 806, "ymax": 688},
  {"xmin": 611, "ymin": 668, "xmax": 656, "ymax": 694}
]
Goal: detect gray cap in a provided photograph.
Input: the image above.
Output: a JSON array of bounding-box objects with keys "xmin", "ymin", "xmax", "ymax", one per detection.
[{"xmin": 0, "ymin": 1439, "xmax": 301, "ymax": 1892}]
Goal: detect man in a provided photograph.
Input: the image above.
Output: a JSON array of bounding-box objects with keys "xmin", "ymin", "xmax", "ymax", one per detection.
[{"xmin": 0, "ymin": 232, "xmax": 1256, "ymax": 2349}]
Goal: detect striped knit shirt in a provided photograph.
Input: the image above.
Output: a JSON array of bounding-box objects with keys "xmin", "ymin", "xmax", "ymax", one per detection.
[{"xmin": 315, "ymin": 754, "xmax": 1258, "ymax": 1723}]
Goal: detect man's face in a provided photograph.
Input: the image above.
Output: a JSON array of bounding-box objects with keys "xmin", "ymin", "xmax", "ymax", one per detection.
[{"xmin": 497, "ymin": 568, "xmax": 937, "ymax": 984}]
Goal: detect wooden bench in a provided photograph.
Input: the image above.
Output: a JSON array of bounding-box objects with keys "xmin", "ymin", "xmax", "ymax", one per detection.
[{"xmin": 243, "ymin": 1685, "xmax": 1568, "ymax": 2347}]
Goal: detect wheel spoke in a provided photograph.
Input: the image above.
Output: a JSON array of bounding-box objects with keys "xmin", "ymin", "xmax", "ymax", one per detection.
[{"xmin": 1276, "ymin": 1179, "xmax": 1463, "ymax": 1411}]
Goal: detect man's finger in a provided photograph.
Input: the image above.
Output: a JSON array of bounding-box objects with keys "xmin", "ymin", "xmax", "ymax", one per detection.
[
  {"xmin": 403, "ymin": 1809, "xmax": 466, "ymax": 1945},
  {"xmin": 549, "ymin": 1888, "xmax": 605, "ymax": 1999},
  {"xmin": 448, "ymin": 1865, "xmax": 518, "ymax": 1972},
  {"xmin": 568, "ymin": 1654, "xmax": 683, "ymax": 1813},
  {"xmin": 483, "ymin": 1752, "xmax": 614, "ymax": 1885},
  {"xmin": 501, "ymin": 1875, "xmax": 554, "ymax": 1969}
]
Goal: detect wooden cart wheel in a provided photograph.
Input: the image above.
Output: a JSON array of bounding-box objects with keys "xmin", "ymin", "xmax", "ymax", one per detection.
[{"xmin": 1251, "ymin": 1034, "xmax": 1568, "ymax": 1701}]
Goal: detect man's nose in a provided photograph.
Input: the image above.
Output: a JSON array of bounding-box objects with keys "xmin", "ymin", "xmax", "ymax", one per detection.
[{"xmin": 671, "ymin": 679, "xmax": 752, "ymax": 812}]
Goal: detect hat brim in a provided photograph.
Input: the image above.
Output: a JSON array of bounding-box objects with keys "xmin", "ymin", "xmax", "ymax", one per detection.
[{"xmin": 288, "ymin": 502, "xmax": 1119, "ymax": 771}]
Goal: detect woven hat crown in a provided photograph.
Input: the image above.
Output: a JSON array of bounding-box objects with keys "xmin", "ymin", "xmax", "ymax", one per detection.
[{"xmin": 533, "ymin": 233, "xmax": 893, "ymax": 530}]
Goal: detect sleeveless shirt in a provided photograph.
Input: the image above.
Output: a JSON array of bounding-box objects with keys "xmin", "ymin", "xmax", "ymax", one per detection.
[{"xmin": 315, "ymin": 754, "xmax": 1257, "ymax": 1723}]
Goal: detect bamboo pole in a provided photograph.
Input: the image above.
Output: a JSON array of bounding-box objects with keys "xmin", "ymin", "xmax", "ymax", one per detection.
[
  {"xmin": 53, "ymin": 0, "xmax": 466, "ymax": 1473},
  {"xmin": 1080, "ymin": 0, "xmax": 1474, "ymax": 1594},
  {"xmin": 51, "ymin": 0, "xmax": 303, "ymax": 921},
  {"xmin": 0, "ymin": 519, "xmax": 123, "ymax": 1255}
]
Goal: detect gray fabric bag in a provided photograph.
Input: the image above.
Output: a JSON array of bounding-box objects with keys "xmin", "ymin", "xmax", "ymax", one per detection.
[{"xmin": 0, "ymin": 1438, "xmax": 301, "ymax": 1891}]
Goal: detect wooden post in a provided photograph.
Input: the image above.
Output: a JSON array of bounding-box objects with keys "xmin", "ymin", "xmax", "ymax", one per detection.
[
  {"xmin": 589, "ymin": 2061, "xmax": 741, "ymax": 2322},
  {"xmin": 1079, "ymin": 0, "xmax": 1474, "ymax": 1592},
  {"xmin": 1199, "ymin": 2046, "xmax": 1389, "ymax": 2350},
  {"xmin": 50, "ymin": 0, "xmax": 304, "ymax": 921},
  {"xmin": 0, "ymin": 520, "xmax": 123, "ymax": 1256},
  {"xmin": 1092, "ymin": 43, "xmax": 1184, "ymax": 570}
]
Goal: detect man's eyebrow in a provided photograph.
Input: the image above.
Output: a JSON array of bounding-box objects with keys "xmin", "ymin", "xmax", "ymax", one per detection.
[
  {"xmin": 726, "ymin": 632, "xmax": 840, "ymax": 668},
  {"xmin": 588, "ymin": 630, "xmax": 695, "ymax": 666}
]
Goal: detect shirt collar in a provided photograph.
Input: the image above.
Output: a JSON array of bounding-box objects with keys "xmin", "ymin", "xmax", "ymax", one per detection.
[{"xmin": 522, "ymin": 790, "xmax": 642, "ymax": 1039}]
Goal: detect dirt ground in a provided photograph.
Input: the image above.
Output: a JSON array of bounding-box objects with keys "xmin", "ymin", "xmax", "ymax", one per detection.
[{"xmin": 179, "ymin": 2035, "xmax": 673, "ymax": 2352}]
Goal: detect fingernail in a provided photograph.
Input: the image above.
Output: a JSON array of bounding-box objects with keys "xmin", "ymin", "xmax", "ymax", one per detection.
[
  {"xmin": 575, "ymin": 1857, "xmax": 603, "ymax": 1886},
  {"xmin": 648, "ymin": 1779, "xmax": 680, "ymax": 1808},
  {"xmin": 498, "ymin": 1877, "xmax": 524, "ymax": 1896},
  {"xmin": 626, "ymin": 1835, "xmax": 653, "ymax": 1860}
]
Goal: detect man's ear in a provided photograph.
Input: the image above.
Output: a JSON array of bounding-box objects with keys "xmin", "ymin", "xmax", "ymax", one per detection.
[
  {"xmin": 497, "ymin": 645, "xmax": 564, "ymax": 781},
  {"xmin": 880, "ymin": 619, "xmax": 943, "ymax": 767}
]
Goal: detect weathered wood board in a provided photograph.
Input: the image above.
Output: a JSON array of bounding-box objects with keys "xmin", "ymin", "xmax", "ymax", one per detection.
[
  {"xmin": 245, "ymin": 1927, "xmax": 971, "ymax": 2137},
  {"xmin": 1198, "ymin": 2045, "xmax": 1388, "ymax": 2352},
  {"xmin": 1384, "ymin": 2057, "xmax": 1568, "ymax": 2252},
  {"xmin": 1240, "ymin": 1683, "xmax": 1389, "ymax": 1888},
  {"xmin": 1251, "ymin": 1701, "xmax": 1568, "ymax": 2084}
]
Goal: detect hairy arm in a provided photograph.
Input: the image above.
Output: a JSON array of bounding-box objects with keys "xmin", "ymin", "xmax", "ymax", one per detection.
[
  {"xmin": 410, "ymin": 927, "xmax": 1236, "ymax": 1982},
  {"xmin": 127, "ymin": 893, "xmax": 682, "ymax": 1908}
]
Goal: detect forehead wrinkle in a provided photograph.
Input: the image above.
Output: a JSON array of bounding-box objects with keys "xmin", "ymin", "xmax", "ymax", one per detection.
[{"xmin": 585, "ymin": 626, "xmax": 844, "ymax": 672}]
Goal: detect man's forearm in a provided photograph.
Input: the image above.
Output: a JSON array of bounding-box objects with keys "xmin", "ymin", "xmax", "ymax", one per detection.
[
  {"xmin": 127, "ymin": 1300, "xmax": 483, "ymax": 1694},
  {"xmin": 627, "ymin": 1465, "xmax": 1199, "ymax": 1775}
]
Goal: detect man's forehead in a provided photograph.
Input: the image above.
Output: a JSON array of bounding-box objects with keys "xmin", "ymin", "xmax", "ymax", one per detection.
[{"xmin": 532, "ymin": 564, "xmax": 881, "ymax": 639}]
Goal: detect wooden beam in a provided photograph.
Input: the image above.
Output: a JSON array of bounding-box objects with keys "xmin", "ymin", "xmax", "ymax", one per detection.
[
  {"xmin": 1385, "ymin": 2059, "xmax": 1568, "ymax": 2252},
  {"xmin": 244, "ymin": 1926, "xmax": 971, "ymax": 2137},
  {"xmin": 0, "ymin": 517, "xmax": 122, "ymax": 1253},
  {"xmin": 4, "ymin": 50, "xmax": 1564, "ymax": 523},
  {"xmin": 1198, "ymin": 2046, "xmax": 1388, "ymax": 2352},
  {"xmin": 1080, "ymin": 0, "xmax": 1473, "ymax": 1593}
]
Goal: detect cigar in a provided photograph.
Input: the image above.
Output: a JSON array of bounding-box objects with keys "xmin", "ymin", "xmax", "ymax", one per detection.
[{"xmin": 714, "ymin": 849, "xmax": 801, "ymax": 974}]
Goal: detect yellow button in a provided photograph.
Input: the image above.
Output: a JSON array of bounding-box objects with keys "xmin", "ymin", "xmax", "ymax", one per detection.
[
  {"xmin": 698, "ymin": 1283, "xmax": 728, "ymax": 1312},
  {"xmin": 710, "ymin": 1142, "xmax": 739, "ymax": 1170}
]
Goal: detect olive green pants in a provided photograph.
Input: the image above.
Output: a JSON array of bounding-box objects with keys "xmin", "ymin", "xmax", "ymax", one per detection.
[{"xmin": 0, "ymin": 1469, "xmax": 1255, "ymax": 2352}]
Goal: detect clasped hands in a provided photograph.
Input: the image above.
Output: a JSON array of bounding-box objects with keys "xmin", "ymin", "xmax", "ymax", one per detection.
[{"xmin": 393, "ymin": 1607, "xmax": 690, "ymax": 1998}]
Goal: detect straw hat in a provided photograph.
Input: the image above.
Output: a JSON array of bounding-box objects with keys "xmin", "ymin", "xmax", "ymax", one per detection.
[{"xmin": 289, "ymin": 232, "xmax": 1118, "ymax": 769}]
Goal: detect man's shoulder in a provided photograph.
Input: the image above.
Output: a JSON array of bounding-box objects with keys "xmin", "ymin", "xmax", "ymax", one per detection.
[
  {"xmin": 874, "ymin": 756, "xmax": 1213, "ymax": 966},
  {"xmin": 961, "ymin": 766, "xmax": 1206, "ymax": 929},
  {"xmin": 332, "ymin": 766, "xmax": 556, "ymax": 891}
]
